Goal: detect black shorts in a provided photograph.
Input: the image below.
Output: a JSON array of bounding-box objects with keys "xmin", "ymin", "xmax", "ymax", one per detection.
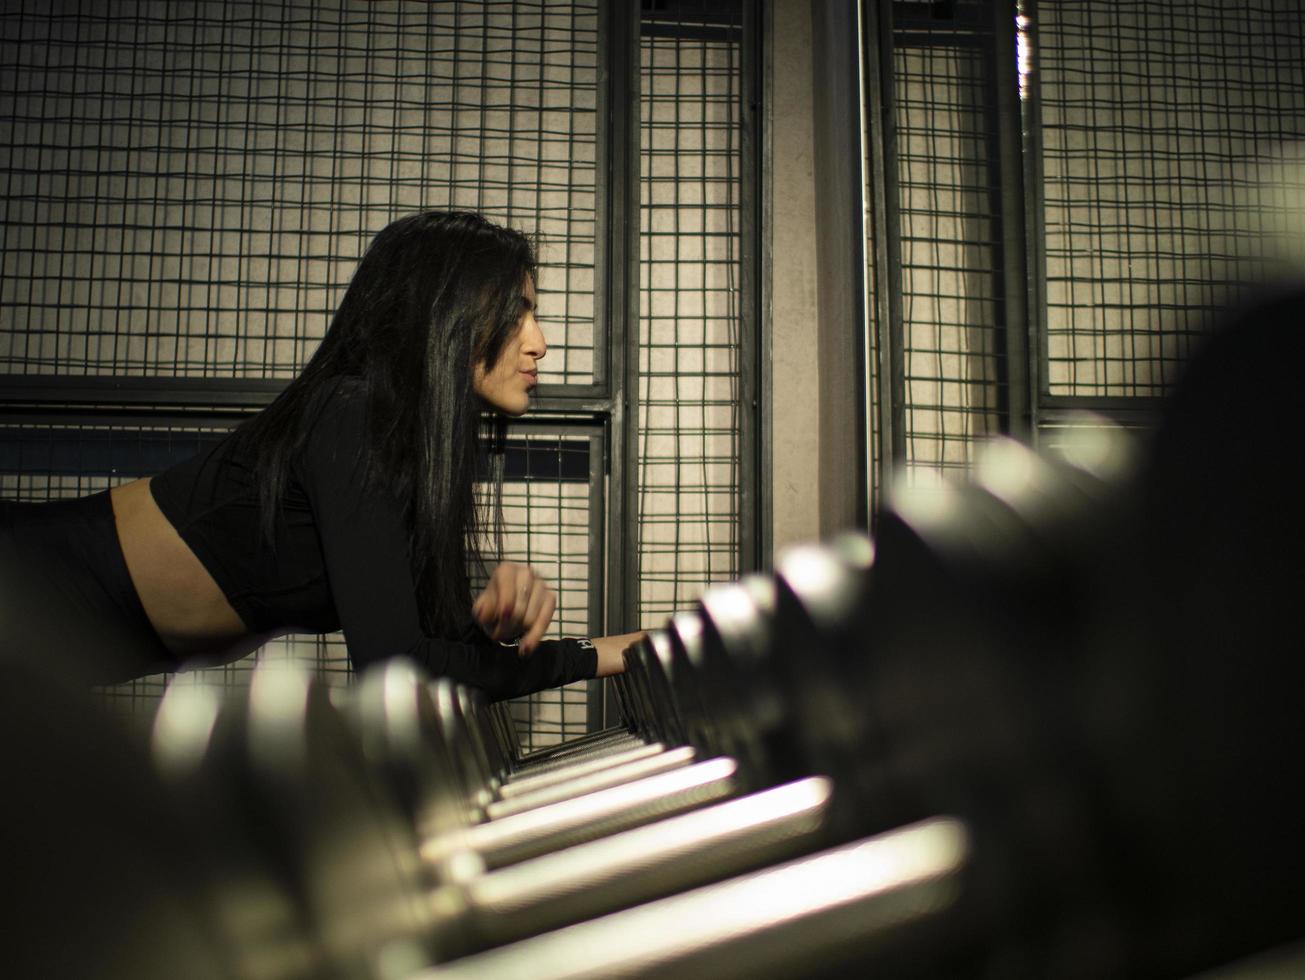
[{"xmin": 0, "ymin": 491, "xmax": 177, "ymax": 685}]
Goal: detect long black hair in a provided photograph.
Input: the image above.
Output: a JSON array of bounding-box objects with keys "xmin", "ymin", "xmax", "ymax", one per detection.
[{"xmin": 230, "ymin": 210, "xmax": 536, "ymax": 636}]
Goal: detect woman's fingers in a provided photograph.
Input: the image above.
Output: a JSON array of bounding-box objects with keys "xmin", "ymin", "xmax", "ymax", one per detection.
[
  {"xmin": 473, "ymin": 577, "xmax": 509, "ymax": 637},
  {"xmin": 474, "ymin": 562, "xmax": 555, "ymax": 649},
  {"xmin": 490, "ymin": 563, "xmax": 516, "ymax": 623},
  {"xmin": 519, "ymin": 588, "xmax": 556, "ymax": 656},
  {"xmin": 472, "ymin": 581, "xmax": 503, "ymax": 632},
  {"xmin": 498, "ymin": 565, "xmax": 527, "ymax": 628}
]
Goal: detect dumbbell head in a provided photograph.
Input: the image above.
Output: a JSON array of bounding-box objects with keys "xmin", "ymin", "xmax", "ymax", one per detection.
[
  {"xmin": 456, "ymin": 685, "xmax": 510, "ymax": 782},
  {"xmin": 732, "ymin": 439, "xmax": 1122, "ymax": 972},
  {"xmin": 624, "ymin": 630, "xmax": 688, "ymax": 746},
  {"xmin": 349, "ymin": 658, "xmax": 471, "ymax": 844},
  {"xmin": 693, "ymin": 574, "xmax": 786, "ymax": 784},
  {"xmin": 171, "ymin": 659, "xmax": 435, "ymax": 978},
  {"xmin": 488, "ymin": 700, "xmax": 524, "ymax": 764},
  {"xmin": 153, "ymin": 676, "xmax": 330, "ymax": 980},
  {"xmin": 1100, "ymin": 290, "xmax": 1305, "ymax": 974},
  {"xmin": 615, "ymin": 643, "xmax": 649, "ymax": 731},
  {"xmin": 663, "ymin": 610, "xmax": 724, "ymax": 754},
  {"xmin": 768, "ymin": 533, "xmax": 876, "ymax": 821},
  {"xmin": 608, "ymin": 667, "xmax": 639, "ymax": 732},
  {"xmin": 855, "ymin": 418, "xmax": 1305, "ymax": 975}
]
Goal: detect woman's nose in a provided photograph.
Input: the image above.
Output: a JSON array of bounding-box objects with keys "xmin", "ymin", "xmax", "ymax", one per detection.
[{"xmin": 522, "ymin": 312, "xmax": 547, "ymax": 360}]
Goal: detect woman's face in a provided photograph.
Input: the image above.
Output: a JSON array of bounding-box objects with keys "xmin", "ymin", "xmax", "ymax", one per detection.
[{"xmin": 473, "ymin": 276, "xmax": 546, "ymax": 416}]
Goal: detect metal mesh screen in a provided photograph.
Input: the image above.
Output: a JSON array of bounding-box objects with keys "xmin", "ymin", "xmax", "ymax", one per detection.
[
  {"xmin": 893, "ymin": 16, "xmax": 1004, "ymax": 481},
  {"xmin": 637, "ymin": 7, "xmax": 743, "ymax": 626},
  {"xmin": 1038, "ymin": 0, "xmax": 1305, "ymax": 396},
  {"xmin": 492, "ymin": 429, "xmax": 599, "ymax": 751},
  {"xmin": 0, "ymin": 0, "xmax": 598, "ymax": 384}
]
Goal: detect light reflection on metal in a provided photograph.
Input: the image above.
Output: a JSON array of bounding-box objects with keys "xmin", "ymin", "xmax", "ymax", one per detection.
[
  {"xmin": 485, "ymin": 745, "xmax": 698, "ymax": 820},
  {"xmin": 250, "ymin": 657, "xmax": 309, "ymax": 725},
  {"xmin": 498, "ymin": 741, "xmax": 669, "ymax": 799},
  {"xmin": 417, "ymin": 817, "xmax": 969, "ymax": 980},
  {"xmin": 1051, "ymin": 412, "xmax": 1136, "ymax": 485},
  {"xmin": 832, "ymin": 531, "xmax": 875, "ymax": 571},
  {"xmin": 436, "ymin": 757, "xmax": 740, "ymax": 869},
  {"xmin": 1017, "ymin": 10, "xmax": 1033, "ymax": 103},
  {"xmin": 506, "ymin": 734, "xmax": 646, "ymax": 780},
  {"xmin": 701, "ymin": 576, "xmax": 773, "ymax": 635},
  {"xmin": 742, "ymin": 572, "xmax": 777, "ymax": 613},
  {"xmin": 471, "ymin": 777, "xmax": 834, "ymax": 915},
  {"xmin": 975, "ymin": 437, "xmax": 1038, "ymax": 509},
  {"xmin": 457, "ymin": 778, "xmax": 835, "ymax": 952},
  {"xmin": 648, "ymin": 628, "xmax": 677, "ymax": 676},
  {"xmin": 776, "ymin": 544, "xmax": 843, "ymax": 602},
  {"xmin": 670, "ymin": 609, "xmax": 704, "ymax": 647},
  {"xmin": 246, "ymin": 658, "xmax": 317, "ymax": 780},
  {"xmin": 892, "ymin": 471, "xmax": 960, "ymax": 529},
  {"xmin": 151, "ymin": 677, "xmax": 222, "ymax": 778}
]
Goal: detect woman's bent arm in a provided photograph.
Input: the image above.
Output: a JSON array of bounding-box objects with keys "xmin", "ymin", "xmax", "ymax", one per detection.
[{"xmin": 302, "ymin": 393, "xmax": 597, "ymax": 700}]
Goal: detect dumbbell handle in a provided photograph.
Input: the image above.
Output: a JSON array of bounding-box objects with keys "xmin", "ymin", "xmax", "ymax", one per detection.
[
  {"xmin": 497, "ymin": 742, "xmax": 668, "ymax": 799},
  {"xmin": 484, "ymin": 746, "xmax": 698, "ymax": 821},
  {"xmin": 509, "ymin": 733, "xmax": 648, "ymax": 777},
  {"xmin": 417, "ymin": 817, "xmax": 968, "ymax": 980},
  {"xmin": 478, "ymin": 735, "xmax": 649, "ymax": 801},
  {"xmin": 513, "ymin": 727, "xmax": 638, "ymax": 767},
  {"xmin": 426, "ymin": 757, "xmax": 739, "ymax": 870},
  {"xmin": 451, "ymin": 777, "xmax": 835, "ymax": 954}
]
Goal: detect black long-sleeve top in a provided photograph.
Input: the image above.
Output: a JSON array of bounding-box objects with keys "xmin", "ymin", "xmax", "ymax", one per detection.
[{"xmin": 149, "ymin": 388, "xmax": 596, "ymax": 700}]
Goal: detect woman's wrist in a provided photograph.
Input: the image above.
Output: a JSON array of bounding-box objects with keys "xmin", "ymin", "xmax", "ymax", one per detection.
[{"xmin": 589, "ymin": 631, "xmax": 646, "ymax": 677}]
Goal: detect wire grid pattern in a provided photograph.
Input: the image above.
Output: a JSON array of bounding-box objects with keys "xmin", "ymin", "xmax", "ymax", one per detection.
[
  {"xmin": 893, "ymin": 32, "xmax": 1004, "ymax": 484},
  {"xmin": 1038, "ymin": 0, "xmax": 1305, "ymax": 396},
  {"xmin": 0, "ymin": 0, "xmax": 598, "ymax": 383},
  {"xmin": 97, "ymin": 636, "xmax": 351, "ymax": 733},
  {"xmin": 489, "ymin": 432, "xmax": 595, "ymax": 750},
  {"xmin": 637, "ymin": 21, "xmax": 742, "ymax": 626}
]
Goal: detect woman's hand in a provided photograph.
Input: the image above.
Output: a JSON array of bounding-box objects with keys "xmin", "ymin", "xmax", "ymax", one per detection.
[{"xmin": 472, "ymin": 562, "xmax": 557, "ymax": 656}]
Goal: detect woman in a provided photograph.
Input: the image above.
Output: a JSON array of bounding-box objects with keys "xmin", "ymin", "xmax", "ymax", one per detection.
[{"xmin": 0, "ymin": 211, "xmax": 640, "ymax": 695}]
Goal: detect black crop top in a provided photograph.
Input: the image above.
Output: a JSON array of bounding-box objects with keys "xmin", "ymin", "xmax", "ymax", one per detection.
[{"xmin": 149, "ymin": 388, "xmax": 597, "ymax": 701}]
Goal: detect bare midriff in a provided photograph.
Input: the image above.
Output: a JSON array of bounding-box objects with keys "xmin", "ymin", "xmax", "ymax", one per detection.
[{"xmin": 109, "ymin": 477, "xmax": 259, "ymax": 660}]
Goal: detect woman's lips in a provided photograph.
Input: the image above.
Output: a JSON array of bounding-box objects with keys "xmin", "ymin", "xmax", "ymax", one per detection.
[{"xmin": 520, "ymin": 370, "xmax": 538, "ymax": 387}]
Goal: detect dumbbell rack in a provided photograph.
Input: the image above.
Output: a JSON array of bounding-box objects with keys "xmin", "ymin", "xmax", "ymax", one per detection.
[
  {"xmin": 107, "ymin": 488, "xmax": 985, "ymax": 980},
  {"xmin": 138, "ymin": 649, "xmax": 969, "ymax": 979},
  {"xmin": 10, "ymin": 378, "xmax": 1304, "ymax": 978}
]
